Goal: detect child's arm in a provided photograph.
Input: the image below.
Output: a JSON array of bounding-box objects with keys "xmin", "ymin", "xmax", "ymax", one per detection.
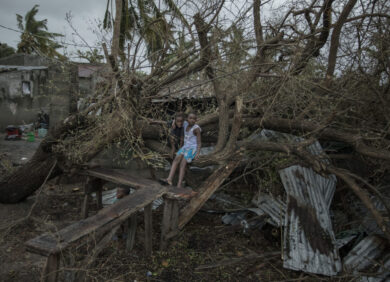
[{"xmin": 194, "ymin": 128, "xmax": 201, "ymax": 160}]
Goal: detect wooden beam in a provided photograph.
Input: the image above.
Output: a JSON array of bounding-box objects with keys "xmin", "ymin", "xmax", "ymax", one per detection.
[
  {"xmin": 178, "ymin": 159, "xmax": 240, "ymax": 229},
  {"xmin": 144, "ymin": 203, "xmax": 153, "ymax": 256},
  {"xmin": 41, "ymin": 253, "xmax": 60, "ymax": 282},
  {"xmin": 80, "ymin": 168, "xmax": 157, "ymax": 189},
  {"xmin": 26, "ymin": 185, "xmax": 168, "ymax": 256}
]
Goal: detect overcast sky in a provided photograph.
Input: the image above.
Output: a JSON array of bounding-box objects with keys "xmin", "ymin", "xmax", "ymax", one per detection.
[{"xmin": 0, "ymin": 0, "xmax": 107, "ymax": 57}]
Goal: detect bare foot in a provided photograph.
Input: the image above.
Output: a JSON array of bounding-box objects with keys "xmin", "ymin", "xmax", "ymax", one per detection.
[{"xmin": 159, "ymin": 178, "xmax": 173, "ymax": 186}]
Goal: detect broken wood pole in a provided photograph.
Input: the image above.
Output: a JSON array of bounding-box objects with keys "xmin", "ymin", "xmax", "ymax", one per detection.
[
  {"xmin": 160, "ymin": 197, "xmax": 179, "ymax": 250},
  {"xmin": 41, "ymin": 253, "xmax": 60, "ymax": 282},
  {"xmin": 178, "ymin": 159, "xmax": 240, "ymax": 229},
  {"xmin": 144, "ymin": 203, "xmax": 153, "ymax": 256}
]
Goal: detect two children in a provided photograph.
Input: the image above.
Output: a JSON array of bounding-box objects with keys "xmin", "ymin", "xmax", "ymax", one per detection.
[{"xmin": 161, "ymin": 113, "xmax": 201, "ymax": 188}]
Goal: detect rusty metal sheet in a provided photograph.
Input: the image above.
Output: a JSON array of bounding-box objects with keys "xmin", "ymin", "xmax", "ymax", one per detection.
[
  {"xmin": 256, "ymin": 130, "xmax": 336, "ymax": 208},
  {"xmin": 280, "ymin": 165, "xmax": 341, "ymax": 276}
]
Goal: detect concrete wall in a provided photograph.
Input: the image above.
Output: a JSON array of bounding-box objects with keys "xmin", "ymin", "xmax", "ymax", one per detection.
[
  {"xmin": 0, "ymin": 55, "xmax": 79, "ymax": 130},
  {"xmin": 0, "ymin": 69, "xmax": 49, "ymax": 128},
  {"xmin": 0, "ymin": 53, "xmax": 50, "ymax": 67}
]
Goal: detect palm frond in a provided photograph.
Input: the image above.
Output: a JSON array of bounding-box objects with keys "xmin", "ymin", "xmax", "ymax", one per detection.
[{"xmin": 16, "ymin": 14, "xmax": 24, "ymax": 31}]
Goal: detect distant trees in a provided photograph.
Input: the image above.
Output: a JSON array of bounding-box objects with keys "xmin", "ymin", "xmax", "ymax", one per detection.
[
  {"xmin": 16, "ymin": 4, "xmax": 64, "ymax": 59},
  {"xmin": 0, "ymin": 43, "xmax": 15, "ymax": 58}
]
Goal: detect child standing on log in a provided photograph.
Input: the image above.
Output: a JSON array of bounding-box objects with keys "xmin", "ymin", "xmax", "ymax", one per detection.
[{"xmin": 161, "ymin": 113, "xmax": 201, "ymax": 188}]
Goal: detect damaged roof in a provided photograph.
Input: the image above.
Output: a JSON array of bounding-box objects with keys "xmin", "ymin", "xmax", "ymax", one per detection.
[
  {"xmin": 77, "ymin": 64, "xmax": 105, "ymax": 78},
  {"xmin": 153, "ymin": 78, "xmax": 214, "ymax": 102}
]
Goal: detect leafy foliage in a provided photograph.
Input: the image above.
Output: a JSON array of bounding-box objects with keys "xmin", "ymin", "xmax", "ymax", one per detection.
[
  {"xmin": 0, "ymin": 43, "xmax": 15, "ymax": 58},
  {"xmin": 16, "ymin": 5, "xmax": 64, "ymax": 59}
]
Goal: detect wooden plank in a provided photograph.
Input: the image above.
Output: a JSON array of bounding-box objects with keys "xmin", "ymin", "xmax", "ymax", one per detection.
[
  {"xmin": 26, "ymin": 185, "xmax": 168, "ymax": 256},
  {"xmin": 178, "ymin": 159, "xmax": 240, "ymax": 229},
  {"xmin": 80, "ymin": 168, "xmax": 157, "ymax": 189},
  {"xmin": 41, "ymin": 253, "xmax": 60, "ymax": 282},
  {"xmin": 125, "ymin": 214, "xmax": 137, "ymax": 251},
  {"xmin": 144, "ymin": 203, "xmax": 153, "ymax": 256}
]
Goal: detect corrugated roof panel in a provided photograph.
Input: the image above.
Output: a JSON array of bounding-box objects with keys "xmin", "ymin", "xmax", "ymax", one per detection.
[
  {"xmin": 343, "ymin": 235, "xmax": 388, "ymax": 272},
  {"xmin": 359, "ymin": 253, "xmax": 390, "ymax": 282},
  {"xmin": 252, "ymin": 192, "xmax": 286, "ymax": 227},
  {"xmin": 280, "ymin": 165, "xmax": 341, "ymax": 276},
  {"xmin": 154, "ymin": 79, "xmax": 214, "ymax": 101}
]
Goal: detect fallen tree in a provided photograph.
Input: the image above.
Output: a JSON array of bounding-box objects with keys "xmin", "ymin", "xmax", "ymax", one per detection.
[{"xmin": 1, "ymin": 0, "xmax": 389, "ymax": 244}]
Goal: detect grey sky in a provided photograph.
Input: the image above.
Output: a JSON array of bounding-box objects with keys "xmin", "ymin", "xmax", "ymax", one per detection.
[{"xmin": 0, "ymin": 0, "xmax": 107, "ymax": 56}]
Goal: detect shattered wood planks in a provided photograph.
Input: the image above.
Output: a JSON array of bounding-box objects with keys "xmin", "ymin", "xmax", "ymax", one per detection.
[{"xmin": 280, "ymin": 165, "xmax": 341, "ymax": 276}]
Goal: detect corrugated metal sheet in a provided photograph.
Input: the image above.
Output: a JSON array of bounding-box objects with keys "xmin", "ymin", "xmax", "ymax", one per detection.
[
  {"xmin": 252, "ymin": 192, "xmax": 286, "ymax": 227},
  {"xmin": 360, "ymin": 254, "xmax": 390, "ymax": 282},
  {"xmin": 343, "ymin": 235, "xmax": 388, "ymax": 272},
  {"xmin": 280, "ymin": 165, "xmax": 341, "ymax": 276},
  {"xmin": 153, "ymin": 78, "xmax": 214, "ymax": 102}
]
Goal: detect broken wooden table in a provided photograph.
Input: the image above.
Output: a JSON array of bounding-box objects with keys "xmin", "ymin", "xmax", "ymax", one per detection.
[{"xmin": 25, "ymin": 168, "xmax": 194, "ymax": 282}]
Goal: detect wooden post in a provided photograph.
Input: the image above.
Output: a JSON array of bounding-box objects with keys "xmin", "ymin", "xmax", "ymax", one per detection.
[
  {"xmin": 81, "ymin": 193, "xmax": 90, "ymax": 219},
  {"xmin": 126, "ymin": 214, "xmax": 137, "ymax": 251},
  {"xmin": 96, "ymin": 187, "xmax": 103, "ymax": 210},
  {"xmin": 160, "ymin": 197, "xmax": 179, "ymax": 250},
  {"xmin": 92, "ymin": 178, "xmax": 103, "ymax": 210},
  {"xmin": 41, "ymin": 253, "xmax": 60, "ymax": 282},
  {"xmin": 144, "ymin": 203, "xmax": 153, "ymax": 256}
]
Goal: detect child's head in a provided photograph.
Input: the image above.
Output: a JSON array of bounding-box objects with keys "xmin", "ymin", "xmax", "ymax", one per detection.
[
  {"xmin": 187, "ymin": 113, "xmax": 197, "ymax": 125},
  {"xmin": 116, "ymin": 187, "xmax": 130, "ymax": 199},
  {"xmin": 175, "ymin": 112, "xmax": 185, "ymax": 128}
]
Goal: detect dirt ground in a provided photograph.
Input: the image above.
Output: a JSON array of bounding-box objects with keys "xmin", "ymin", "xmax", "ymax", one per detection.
[
  {"xmin": 0, "ymin": 134, "xmax": 369, "ymax": 282},
  {"xmin": 0, "ymin": 178, "xmax": 363, "ymax": 282}
]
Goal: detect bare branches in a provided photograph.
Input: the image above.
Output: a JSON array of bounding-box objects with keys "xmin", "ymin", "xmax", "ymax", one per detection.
[
  {"xmin": 292, "ymin": 0, "xmax": 334, "ymax": 75},
  {"xmin": 326, "ymin": 0, "xmax": 358, "ymax": 80}
]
